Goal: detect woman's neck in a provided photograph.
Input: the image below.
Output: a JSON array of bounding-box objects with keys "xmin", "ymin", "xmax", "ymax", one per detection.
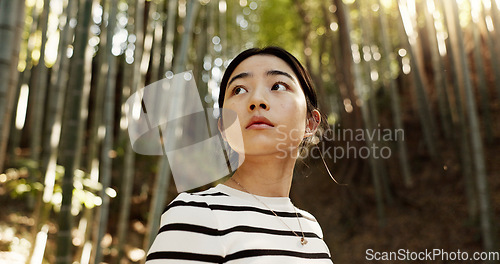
[{"xmin": 223, "ymin": 154, "xmax": 297, "ymax": 197}]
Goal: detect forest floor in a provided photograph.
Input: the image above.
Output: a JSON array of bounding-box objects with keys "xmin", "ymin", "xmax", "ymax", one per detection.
[
  {"xmin": 1, "ymin": 98, "xmax": 500, "ymax": 264},
  {"xmin": 292, "ymin": 131, "xmax": 500, "ymax": 264}
]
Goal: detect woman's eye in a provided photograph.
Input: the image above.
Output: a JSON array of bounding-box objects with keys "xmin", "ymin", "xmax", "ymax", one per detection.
[
  {"xmin": 271, "ymin": 82, "xmax": 287, "ymax": 91},
  {"xmin": 233, "ymin": 87, "xmax": 247, "ymax": 95}
]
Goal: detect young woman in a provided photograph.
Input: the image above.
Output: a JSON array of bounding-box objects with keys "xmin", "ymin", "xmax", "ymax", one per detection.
[{"xmin": 146, "ymin": 47, "xmax": 333, "ymax": 263}]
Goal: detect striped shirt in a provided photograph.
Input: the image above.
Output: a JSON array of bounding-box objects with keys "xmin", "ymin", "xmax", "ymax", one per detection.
[{"xmin": 146, "ymin": 183, "xmax": 333, "ymax": 263}]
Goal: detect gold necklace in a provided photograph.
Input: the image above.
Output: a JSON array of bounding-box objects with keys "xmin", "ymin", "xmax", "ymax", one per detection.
[{"xmin": 230, "ymin": 177, "xmax": 308, "ymax": 245}]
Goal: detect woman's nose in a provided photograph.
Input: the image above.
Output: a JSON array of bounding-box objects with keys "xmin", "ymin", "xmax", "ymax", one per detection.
[
  {"xmin": 249, "ymin": 103, "xmax": 267, "ymax": 110},
  {"xmin": 248, "ymin": 89, "xmax": 269, "ymax": 111}
]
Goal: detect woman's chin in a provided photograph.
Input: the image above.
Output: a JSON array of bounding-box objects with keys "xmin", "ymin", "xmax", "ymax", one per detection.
[{"xmin": 235, "ymin": 144, "xmax": 298, "ymax": 158}]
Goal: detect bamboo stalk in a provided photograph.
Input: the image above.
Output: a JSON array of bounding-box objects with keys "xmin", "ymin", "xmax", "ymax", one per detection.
[
  {"xmin": 377, "ymin": 0, "xmax": 412, "ymax": 187},
  {"xmin": 447, "ymin": 0, "xmax": 495, "ymax": 252},
  {"xmin": 143, "ymin": 0, "xmax": 200, "ymax": 257},
  {"xmin": 56, "ymin": 0, "xmax": 95, "ymax": 262},
  {"xmin": 114, "ymin": 0, "xmax": 139, "ymax": 262},
  {"xmin": 0, "ymin": 0, "xmax": 26, "ymax": 171},
  {"xmin": 92, "ymin": 0, "xmax": 119, "ymax": 261},
  {"xmin": 397, "ymin": 0, "xmax": 439, "ymax": 161},
  {"xmin": 423, "ymin": 0, "xmax": 453, "ymax": 139},
  {"xmin": 436, "ymin": 0, "xmax": 478, "ymax": 222},
  {"xmin": 471, "ymin": 2, "xmax": 493, "ymax": 143},
  {"xmin": 8, "ymin": 2, "xmax": 42, "ymax": 161},
  {"xmin": 30, "ymin": 0, "xmax": 51, "ymax": 167}
]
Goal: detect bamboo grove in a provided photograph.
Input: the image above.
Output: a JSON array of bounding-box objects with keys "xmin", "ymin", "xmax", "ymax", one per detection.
[{"xmin": 0, "ymin": 0, "xmax": 499, "ymax": 263}]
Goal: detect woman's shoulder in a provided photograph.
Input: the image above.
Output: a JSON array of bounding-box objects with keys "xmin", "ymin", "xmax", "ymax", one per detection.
[
  {"xmin": 294, "ymin": 206, "xmax": 326, "ymax": 239},
  {"xmin": 295, "ymin": 207, "xmax": 318, "ymax": 223},
  {"xmin": 159, "ymin": 186, "xmax": 229, "ymax": 229},
  {"xmin": 148, "ymin": 188, "xmax": 227, "ymax": 262},
  {"xmin": 163, "ymin": 185, "xmax": 229, "ymax": 214}
]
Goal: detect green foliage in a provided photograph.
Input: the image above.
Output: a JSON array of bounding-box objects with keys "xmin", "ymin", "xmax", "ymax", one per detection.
[
  {"xmin": 4, "ymin": 168, "xmax": 43, "ymax": 198},
  {"xmin": 70, "ymin": 169, "xmax": 104, "ymax": 212},
  {"xmin": 3, "ymin": 160, "xmax": 105, "ymax": 215},
  {"xmin": 256, "ymin": 0, "xmax": 302, "ymax": 53},
  {"xmin": 3, "ymin": 159, "xmax": 42, "ymax": 198}
]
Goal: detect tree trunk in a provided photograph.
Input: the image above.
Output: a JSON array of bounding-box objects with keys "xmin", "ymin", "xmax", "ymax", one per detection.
[
  {"xmin": 319, "ymin": 3, "xmax": 331, "ymax": 96},
  {"xmin": 142, "ymin": 0, "xmax": 157, "ymax": 84},
  {"xmin": 86, "ymin": 0, "xmax": 108, "ymax": 178},
  {"xmin": 162, "ymin": 0, "xmax": 178, "ymax": 72},
  {"xmin": 360, "ymin": 0, "xmax": 393, "ymax": 206},
  {"xmin": 0, "ymin": 0, "xmax": 26, "ymax": 172},
  {"xmin": 143, "ymin": 0, "xmax": 200, "ymax": 256},
  {"xmin": 56, "ymin": 0, "xmax": 94, "ymax": 262},
  {"xmin": 41, "ymin": 0, "xmax": 77, "ymax": 204},
  {"xmin": 489, "ymin": 0, "xmax": 500, "ymax": 92},
  {"xmin": 92, "ymin": 0, "xmax": 118, "ymax": 262},
  {"xmin": 377, "ymin": 0, "xmax": 412, "ymax": 187},
  {"xmin": 193, "ymin": 4, "xmax": 208, "ymax": 106},
  {"xmin": 114, "ymin": 62, "xmax": 135, "ymax": 264},
  {"xmin": 30, "ymin": 0, "xmax": 51, "ymax": 166},
  {"xmin": 481, "ymin": 1, "xmax": 500, "ymax": 108},
  {"xmin": 353, "ymin": 0, "xmax": 386, "ymax": 225},
  {"xmin": 29, "ymin": 0, "xmax": 78, "ymax": 262},
  {"xmin": 218, "ymin": 0, "xmax": 227, "ymax": 60},
  {"xmin": 77, "ymin": 2, "xmax": 107, "ymax": 261},
  {"xmin": 320, "ymin": 1, "xmax": 341, "ymax": 116},
  {"xmin": 114, "ymin": 0, "xmax": 142, "ymax": 262},
  {"xmin": 8, "ymin": 1, "xmax": 42, "ymax": 160},
  {"xmin": 471, "ymin": 3, "xmax": 492, "ymax": 144},
  {"xmin": 158, "ymin": 0, "xmax": 168, "ymax": 76},
  {"xmin": 229, "ymin": 0, "xmax": 241, "ymax": 55},
  {"xmin": 132, "ymin": 0, "xmax": 154, "ymax": 261},
  {"xmin": 294, "ymin": 0, "xmax": 325, "ymax": 108},
  {"xmin": 437, "ymin": 0, "xmax": 478, "ymax": 223},
  {"xmin": 447, "ymin": 0, "xmax": 496, "ymax": 253},
  {"xmin": 397, "ymin": 0, "xmax": 439, "ymax": 161},
  {"xmin": 332, "ymin": 0, "xmax": 363, "ymax": 182},
  {"xmin": 151, "ymin": 0, "xmax": 163, "ymax": 82},
  {"xmin": 293, "ymin": 0, "xmax": 312, "ymax": 75},
  {"xmin": 423, "ymin": 0, "xmax": 453, "ymax": 139}
]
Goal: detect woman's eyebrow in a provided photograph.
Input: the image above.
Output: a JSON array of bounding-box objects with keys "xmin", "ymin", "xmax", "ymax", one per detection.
[
  {"xmin": 227, "ymin": 70, "xmax": 296, "ymax": 87},
  {"xmin": 266, "ymin": 70, "xmax": 296, "ymax": 83},
  {"xmin": 228, "ymin": 72, "xmax": 252, "ymax": 86}
]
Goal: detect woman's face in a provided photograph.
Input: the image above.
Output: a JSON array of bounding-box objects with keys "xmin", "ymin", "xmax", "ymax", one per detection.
[{"xmin": 221, "ymin": 55, "xmax": 310, "ymax": 157}]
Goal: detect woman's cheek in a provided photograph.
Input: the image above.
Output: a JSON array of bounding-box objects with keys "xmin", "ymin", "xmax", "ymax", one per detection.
[{"xmin": 290, "ymin": 128, "xmax": 305, "ymax": 143}]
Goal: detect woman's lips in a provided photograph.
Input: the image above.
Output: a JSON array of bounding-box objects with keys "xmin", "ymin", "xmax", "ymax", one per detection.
[
  {"xmin": 246, "ymin": 123, "xmax": 274, "ymax": 129},
  {"xmin": 246, "ymin": 116, "xmax": 275, "ymax": 129}
]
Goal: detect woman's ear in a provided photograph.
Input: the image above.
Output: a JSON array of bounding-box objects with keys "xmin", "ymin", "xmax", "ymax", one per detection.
[{"xmin": 304, "ymin": 110, "xmax": 320, "ymax": 138}]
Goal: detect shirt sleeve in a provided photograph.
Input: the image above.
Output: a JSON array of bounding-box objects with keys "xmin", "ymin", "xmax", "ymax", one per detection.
[{"xmin": 145, "ymin": 193, "xmax": 226, "ymax": 264}]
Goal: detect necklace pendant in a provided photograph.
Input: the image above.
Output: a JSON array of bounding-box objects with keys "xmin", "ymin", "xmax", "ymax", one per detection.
[{"xmin": 300, "ymin": 237, "xmax": 308, "ymax": 245}]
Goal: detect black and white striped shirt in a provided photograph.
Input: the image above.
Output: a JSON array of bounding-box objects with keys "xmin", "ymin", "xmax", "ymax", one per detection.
[{"xmin": 146, "ymin": 183, "xmax": 333, "ymax": 263}]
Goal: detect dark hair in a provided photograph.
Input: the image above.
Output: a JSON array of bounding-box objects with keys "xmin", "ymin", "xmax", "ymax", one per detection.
[{"xmin": 218, "ymin": 46, "xmax": 327, "ymax": 149}]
